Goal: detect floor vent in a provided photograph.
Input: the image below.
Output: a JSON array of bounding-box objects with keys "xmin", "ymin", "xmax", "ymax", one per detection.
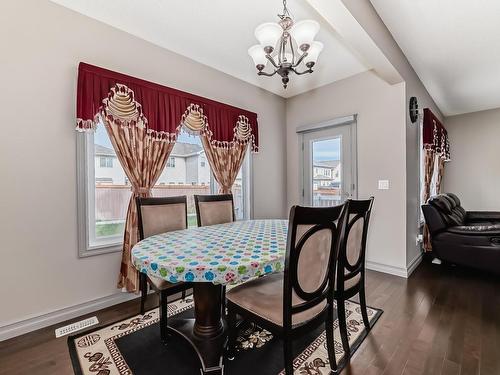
[{"xmin": 55, "ymin": 316, "xmax": 99, "ymax": 338}]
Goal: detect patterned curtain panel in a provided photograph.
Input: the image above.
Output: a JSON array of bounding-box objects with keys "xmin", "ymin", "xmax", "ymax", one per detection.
[
  {"xmin": 182, "ymin": 106, "xmax": 252, "ymax": 194},
  {"xmin": 201, "ymin": 136, "xmax": 248, "ymax": 194},
  {"xmin": 74, "ymin": 63, "xmax": 259, "ymax": 292},
  {"xmin": 422, "ymin": 149, "xmax": 436, "ymax": 251},
  {"xmin": 422, "ymin": 109, "xmax": 451, "ymax": 252},
  {"xmin": 102, "ymin": 85, "xmax": 174, "ymax": 292}
]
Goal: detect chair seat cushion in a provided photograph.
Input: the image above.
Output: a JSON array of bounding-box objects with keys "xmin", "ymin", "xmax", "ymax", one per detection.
[
  {"xmin": 226, "ymin": 273, "xmax": 326, "ymax": 327},
  {"xmin": 148, "ymin": 275, "xmax": 174, "ymax": 290}
]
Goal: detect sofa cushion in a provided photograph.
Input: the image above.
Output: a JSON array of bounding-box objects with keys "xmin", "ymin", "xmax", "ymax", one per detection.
[{"xmin": 448, "ymin": 224, "xmax": 500, "ymax": 235}]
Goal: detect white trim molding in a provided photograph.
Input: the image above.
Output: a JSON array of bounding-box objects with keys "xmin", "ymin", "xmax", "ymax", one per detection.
[
  {"xmin": 366, "ymin": 253, "xmax": 423, "ymax": 279},
  {"xmin": 296, "ymin": 114, "xmax": 356, "ymax": 134},
  {"xmin": 406, "ymin": 252, "xmax": 423, "ymax": 277},
  {"xmin": 0, "ymin": 292, "xmax": 137, "ymax": 341}
]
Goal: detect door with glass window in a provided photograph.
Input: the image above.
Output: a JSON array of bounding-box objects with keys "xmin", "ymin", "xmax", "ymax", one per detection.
[{"xmin": 301, "ymin": 123, "xmax": 356, "ymax": 206}]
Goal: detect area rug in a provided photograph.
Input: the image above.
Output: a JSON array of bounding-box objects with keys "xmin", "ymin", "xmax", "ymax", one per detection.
[{"xmin": 68, "ymin": 298, "xmax": 382, "ymax": 375}]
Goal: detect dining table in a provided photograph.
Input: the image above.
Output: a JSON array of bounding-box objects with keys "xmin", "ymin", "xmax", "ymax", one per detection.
[{"xmin": 131, "ymin": 219, "xmax": 289, "ymax": 374}]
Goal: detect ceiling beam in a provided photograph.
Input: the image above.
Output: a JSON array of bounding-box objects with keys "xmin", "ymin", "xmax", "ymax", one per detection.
[{"xmin": 305, "ymin": 0, "xmax": 402, "ymax": 85}]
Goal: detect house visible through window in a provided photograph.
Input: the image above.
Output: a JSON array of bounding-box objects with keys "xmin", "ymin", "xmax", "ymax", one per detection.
[
  {"xmin": 167, "ymin": 157, "xmax": 176, "ymax": 168},
  {"xmin": 78, "ymin": 126, "xmax": 252, "ymax": 256},
  {"xmin": 99, "ymin": 156, "xmax": 113, "ymax": 168}
]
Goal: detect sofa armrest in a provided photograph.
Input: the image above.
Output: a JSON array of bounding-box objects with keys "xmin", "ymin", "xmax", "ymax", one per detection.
[
  {"xmin": 422, "ymin": 204, "xmax": 447, "ymax": 235},
  {"xmin": 466, "ymin": 211, "xmax": 500, "ymax": 223}
]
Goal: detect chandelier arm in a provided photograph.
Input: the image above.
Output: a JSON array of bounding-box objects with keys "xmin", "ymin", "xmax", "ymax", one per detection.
[
  {"xmin": 258, "ymin": 69, "xmax": 278, "ymax": 77},
  {"xmin": 291, "ymin": 67, "xmax": 313, "ymax": 75},
  {"xmin": 266, "ymin": 54, "xmax": 280, "ymax": 69},
  {"xmin": 292, "ymin": 52, "xmax": 309, "ymax": 68}
]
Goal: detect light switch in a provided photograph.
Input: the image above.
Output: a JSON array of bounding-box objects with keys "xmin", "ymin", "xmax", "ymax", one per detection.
[{"xmin": 378, "ymin": 180, "xmax": 390, "ymax": 190}]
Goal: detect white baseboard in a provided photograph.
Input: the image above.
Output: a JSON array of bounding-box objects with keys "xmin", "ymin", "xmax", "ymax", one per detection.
[
  {"xmin": 366, "ymin": 260, "xmax": 408, "ymax": 278},
  {"xmin": 0, "ymin": 292, "xmax": 137, "ymax": 342},
  {"xmin": 406, "ymin": 253, "xmax": 423, "ymax": 277},
  {"xmin": 366, "ymin": 253, "xmax": 423, "ymax": 279}
]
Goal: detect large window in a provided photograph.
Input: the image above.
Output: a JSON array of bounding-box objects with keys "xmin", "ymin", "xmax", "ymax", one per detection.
[{"xmin": 77, "ymin": 126, "xmax": 252, "ymax": 256}]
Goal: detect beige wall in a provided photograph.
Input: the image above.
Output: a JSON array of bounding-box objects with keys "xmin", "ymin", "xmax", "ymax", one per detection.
[
  {"xmin": 443, "ymin": 108, "xmax": 500, "ymax": 210},
  {"xmin": 342, "ymin": 0, "xmax": 443, "ymax": 268},
  {"xmin": 0, "ymin": 0, "xmax": 286, "ymax": 328},
  {"xmin": 286, "ymin": 71, "xmax": 407, "ymax": 273}
]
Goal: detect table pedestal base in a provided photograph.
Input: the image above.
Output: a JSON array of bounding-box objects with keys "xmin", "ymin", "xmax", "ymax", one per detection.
[
  {"xmin": 169, "ymin": 283, "xmax": 227, "ymax": 374},
  {"xmin": 169, "ymin": 319, "xmax": 227, "ymax": 374}
]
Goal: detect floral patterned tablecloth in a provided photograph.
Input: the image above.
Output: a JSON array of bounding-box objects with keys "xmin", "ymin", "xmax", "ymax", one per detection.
[{"xmin": 132, "ymin": 219, "xmax": 288, "ymax": 285}]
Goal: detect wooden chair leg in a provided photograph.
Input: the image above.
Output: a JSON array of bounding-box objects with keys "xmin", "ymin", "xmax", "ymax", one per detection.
[
  {"xmin": 181, "ymin": 290, "xmax": 186, "ymax": 300},
  {"xmin": 336, "ymin": 298, "xmax": 350, "ymax": 357},
  {"xmin": 227, "ymin": 305, "xmax": 237, "ymax": 360},
  {"xmin": 284, "ymin": 339, "xmax": 294, "ymax": 375},
  {"xmin": 359, "ymin": 286, "xmax": 370, "ymax": 331},
  {"xmin": 159, "ymin": 290, "xmax": 169, "ymax": 344},
  {"xmin": 139, "ymin": 272, "xmax": 148, "ymax": 315},
  {"xmin": 325, "ymin": 305, "xmax": 338, "ymax": 374}
]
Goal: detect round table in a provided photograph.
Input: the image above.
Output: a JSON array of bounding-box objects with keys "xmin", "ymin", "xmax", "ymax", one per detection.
[{"xmin": 132, "ymin": 219, "xmax": 288, "ymax": 374}]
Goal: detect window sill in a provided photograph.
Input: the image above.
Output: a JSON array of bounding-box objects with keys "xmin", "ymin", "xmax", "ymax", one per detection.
[{"xmin": 79, "ymin": 243, "xmax": 122, "ymax": 258}]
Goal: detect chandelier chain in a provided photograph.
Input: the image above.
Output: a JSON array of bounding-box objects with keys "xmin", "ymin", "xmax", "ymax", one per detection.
[{"xmin": 280, "ymin": 0, "xmax": 292, "ymax": 19}]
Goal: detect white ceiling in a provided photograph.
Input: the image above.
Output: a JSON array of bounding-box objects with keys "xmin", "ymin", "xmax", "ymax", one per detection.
[
  {"xmin": 50, "ymin": 0, "xmax": 370, "ymax": 98},
  {"xmin": 370, "ymin": 0, "xmax": 500, "ymax": 116}
]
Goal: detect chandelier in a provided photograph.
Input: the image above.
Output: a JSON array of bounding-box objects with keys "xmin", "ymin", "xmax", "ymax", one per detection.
[{"xmin": 248, "ymin": 0, "xmax": 323, "ymax": 89}]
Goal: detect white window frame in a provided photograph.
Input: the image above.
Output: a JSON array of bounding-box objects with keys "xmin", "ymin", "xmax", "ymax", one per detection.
[
  {"xmin": 78, "ymin": 134, "xmax": 253, "ymax": 257},
  {"xmin": 77, "ymin": 132, "xmax": 123, "ymax": 257}
]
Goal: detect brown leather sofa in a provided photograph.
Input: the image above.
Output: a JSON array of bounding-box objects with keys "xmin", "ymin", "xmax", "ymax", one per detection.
[{"xmin": 422, "ymin": 193, "xmax": 500, "ymax": 274}]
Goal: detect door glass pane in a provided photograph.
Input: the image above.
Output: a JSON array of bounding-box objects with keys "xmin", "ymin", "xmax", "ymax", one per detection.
[{"xmin": 312, "ymin": 137, "xmax": 341, "ymax": 207}]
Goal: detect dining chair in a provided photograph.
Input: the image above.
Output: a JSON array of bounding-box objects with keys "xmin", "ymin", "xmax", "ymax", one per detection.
[
  {"xmin": 334, "ymin": 197, "xmax": 374, "ymax": 358},
  {"xmin": 194, "ymin": 193, "xmax": 235, "ymax": 314},
  {"xmin": 194, "ymin": 193, "xmax": 235, "ymax": 227},
  {"xmin": 226, "ymin": 203, "xmax": 348, "ymax": 375},
  {"xmin": 136, "ymin": 196, "xmax": 192, "ymax": 343}
]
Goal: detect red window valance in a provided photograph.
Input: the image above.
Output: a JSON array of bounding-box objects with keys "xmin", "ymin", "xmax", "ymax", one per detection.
[
  {"xmin": 423, "ymin": 108, "xmax": 450, "ymax": 160},
  {"xmin": 76, "ymin": 62, "xmax": 259, "ymax": 151}
]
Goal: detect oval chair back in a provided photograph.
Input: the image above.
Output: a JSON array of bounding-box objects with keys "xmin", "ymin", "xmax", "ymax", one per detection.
[
  {"xmin": 283, "ymin": 203, "xmax": 348, "ymax": 330},
  {"xmin": 336, "ymin": 197, "xmax": 374, "ymax": 294},
  {"xmin": 335, "ymin": 197, "xmax": 374, "ymax": 357}
]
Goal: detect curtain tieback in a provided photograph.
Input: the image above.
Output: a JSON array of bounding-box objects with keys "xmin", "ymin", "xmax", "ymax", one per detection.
[{"xmin": 132, "ymin": 187, "xmax": 151, "ymax": 195}]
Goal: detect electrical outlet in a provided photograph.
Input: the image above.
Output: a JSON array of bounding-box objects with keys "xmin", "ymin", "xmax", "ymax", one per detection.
[
  {"xmin": 378, "ymin": 180, "xmax": 390, "ymax": 190},
  {"xmin": 416, "ymin": 234, "xmax": 423, "ymax": 245}
]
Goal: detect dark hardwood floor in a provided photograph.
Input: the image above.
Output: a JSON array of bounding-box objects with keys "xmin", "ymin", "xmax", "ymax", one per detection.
[{"xmin": 1, "ymin": 260, "xmax": 499, "ymax": 375}]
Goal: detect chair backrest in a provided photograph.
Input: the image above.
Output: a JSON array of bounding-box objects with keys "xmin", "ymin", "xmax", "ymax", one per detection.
[
  {"xmin": 336, "ymin": 197, "xmax": 374, "ymax": 292},
  {"xmin": 194, "ymin": 194, "xmax": 235, "ymax": 227},
  {"xmin": 283, "ymin": 203, "xmax": 347, "ymax": 328},
  {"xmin": 136, "ymin": 196, "xmax": 188, "ymax": 240}
]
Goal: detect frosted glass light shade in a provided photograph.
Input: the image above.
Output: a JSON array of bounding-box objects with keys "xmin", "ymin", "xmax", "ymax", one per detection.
[
  {"xmin": 248, "ymin": 45, "xmax": 268, "ymax": 67},
  {"xmin": 255, "ymin": 22, "xmax": 282, "ymax": 51},
  {"xmin": 290, "ymin": 20, "xmax": 320, "ymax": 51},
  {"xmin": 304, "ymin": 41, "xmax": 323, "ymax": 64}
]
